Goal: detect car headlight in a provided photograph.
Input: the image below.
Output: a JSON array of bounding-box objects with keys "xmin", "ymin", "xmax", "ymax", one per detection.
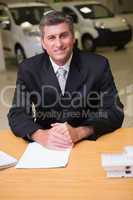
[
  {"xmin": 122, "ymin": 18, "xmax": 132, "ymax": 29},
  {"xmin": 122, "ymin": 18, "xmax": 127, "ymax": 23},
  {"xmin": 94, "ymin": 21, "xmax": 105, "ymax": 29},
  {"xmin": 122, "ymin": 18, "xmax": 129, "ymax": 25}
]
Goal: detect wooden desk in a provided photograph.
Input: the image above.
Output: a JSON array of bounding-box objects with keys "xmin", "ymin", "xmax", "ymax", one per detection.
[{"xmin": 0, "ymin": 128, "xmax": 133, "ymax": 200}]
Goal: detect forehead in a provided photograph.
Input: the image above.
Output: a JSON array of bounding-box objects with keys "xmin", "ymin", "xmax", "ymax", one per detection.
[{"xmin": 43, "ymin": 22, "xmax": 71, "ymax": 36}]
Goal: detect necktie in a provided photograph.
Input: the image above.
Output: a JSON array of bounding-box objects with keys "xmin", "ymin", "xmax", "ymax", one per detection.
[{"xmin": 56, "ymin": 68, "xmax": 67, "ymax": 95}]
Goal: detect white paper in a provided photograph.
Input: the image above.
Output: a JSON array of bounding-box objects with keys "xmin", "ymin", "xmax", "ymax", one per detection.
[
  {"xmin": 0, "ymin": 151, "xmax": 17, "ymax": 169},
  {"xmin": 107, "ymin": 170, "xmax": 133, "ymax": 178},
  {"xmin": 16, "ymin": 142, "xmax": 72, "ymax": 168},
  {"xmin": 101, "ymin": 153, "xmax": 133, "ymax": 170},
  {"xmin": 124, "ymin": 145, "xmax": 133, "ymax": 156}
]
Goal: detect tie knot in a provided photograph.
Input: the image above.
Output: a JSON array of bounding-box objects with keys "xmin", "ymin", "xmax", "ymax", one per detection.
[{"xmin": 56, "ymin": 68, "xmax": 67, "ymax": 79}]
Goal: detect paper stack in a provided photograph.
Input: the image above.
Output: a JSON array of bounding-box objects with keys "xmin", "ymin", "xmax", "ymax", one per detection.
[
  {"xmin": 101, "ymin": 145, "xmax": 133, "ymax": 178},
  {"xmin": 16, "ymin": 142, "xmax": 72, "ymax": 169},
  {"xmin": 0, "ymin": 151, "xmax": 17, "ymax": 169}
]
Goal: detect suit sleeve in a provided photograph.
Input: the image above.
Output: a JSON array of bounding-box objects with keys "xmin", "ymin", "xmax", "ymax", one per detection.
[
  {"xmin": 7, "ymin": 64, "xmax": 42, "ymax": 140},
  {"xmin": 82, "ymin": 58, "xmax": 124, "ymax": 139}
]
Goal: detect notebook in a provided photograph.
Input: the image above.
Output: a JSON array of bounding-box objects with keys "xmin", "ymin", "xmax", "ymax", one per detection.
[
  {"xmin": 16, "ymin": 142, "xmax": 72, "ymax": 169},
  {"xmin": 101, "ymin": 153, "xmax": 133, "ymax": 171},
  {"xmin": 0, "ymin": 151, "xmax": 17, "ymax": 169}
]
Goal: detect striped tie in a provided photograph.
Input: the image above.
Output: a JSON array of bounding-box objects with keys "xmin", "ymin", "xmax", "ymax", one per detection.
[{"xmin": 56, "ymin": 68, "xmax": 67, "ymax": 95}]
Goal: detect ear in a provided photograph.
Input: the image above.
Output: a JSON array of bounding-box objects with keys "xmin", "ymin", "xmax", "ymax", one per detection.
[
  {"xmin": 41, "ymin": 38, "xmax": 46, "ymax": 50},
  {"xmin": 73, "ymin": 37, "xmax": 76, "ymax": 45},
  {"xmin": 72, "ymin": 35, "xmax": 76, "ymax": 45}
]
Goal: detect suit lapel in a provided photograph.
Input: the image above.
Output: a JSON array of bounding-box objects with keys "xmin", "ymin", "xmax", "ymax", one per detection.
[
  {"xmin": 41, "ymin": 52, "xmax": 61, "ymax": 93},
  {"xmin": 65, "ymin": 50, "xmax": 87, "ymax": 93},
  {"xmin": 41, "ymin": 50, "xmax": 89, "ymax": 95}
]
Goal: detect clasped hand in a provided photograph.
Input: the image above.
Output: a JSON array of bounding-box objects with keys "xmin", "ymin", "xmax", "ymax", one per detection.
[{"xmin": 32, "ymin": 122, "xmax": 80, "ymax": 150}]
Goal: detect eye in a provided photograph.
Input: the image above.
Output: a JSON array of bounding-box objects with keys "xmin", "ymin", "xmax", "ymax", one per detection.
[
  {"xmin": 47, "ymin": 35, "xmax": 55, "ymax": 40},
  {"xmin": 60, "ymin": 32, "xmax": 69, "ymax": 39}
]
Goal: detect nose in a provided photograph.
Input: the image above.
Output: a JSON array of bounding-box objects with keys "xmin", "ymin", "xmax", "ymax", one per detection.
[{"xmin": 55, "ymin": 37, "xmax": 62, "ymax": 48}]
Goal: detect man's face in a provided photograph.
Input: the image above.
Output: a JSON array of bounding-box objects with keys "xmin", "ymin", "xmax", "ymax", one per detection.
[{"xmin": 41, "ymin": 22, "xmax": 75, "ymax": 66}]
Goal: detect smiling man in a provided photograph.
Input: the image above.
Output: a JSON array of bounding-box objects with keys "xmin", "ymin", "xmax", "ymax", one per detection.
[
  {"xmin": 41, "ymin": 21, "xmax": 75, "ymax": 66},
  {"xmin": 8, "ymin": 11, "xmax": 124, "ymax": 150}
]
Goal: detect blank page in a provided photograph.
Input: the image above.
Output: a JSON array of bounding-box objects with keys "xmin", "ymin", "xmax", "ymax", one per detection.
[
  {"xmin": 0, "ymin": 151, "xmax": 17, "ymax": 169},
  {"xmin": 16, "ymin": 142, "xmax": 72, "ymax": 169}
]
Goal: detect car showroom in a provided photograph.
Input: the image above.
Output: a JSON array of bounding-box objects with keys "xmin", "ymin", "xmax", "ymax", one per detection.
[
  {"xmin": 1, "ymin": 0, "xmax": 132, "ymax": 129},
  {"xmin": 0, "ymin": 0, "xmax": 133, "ymax": 199}
]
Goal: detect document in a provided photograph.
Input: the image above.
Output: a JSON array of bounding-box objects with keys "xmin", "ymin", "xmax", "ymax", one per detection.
[
  {"xmin": 0, "ymin": 151, "xmax": 17, "ymax": 169},
  {"xmin": 16, "ymin": 142, "xmax": 72, "ymax": 168},
  {"xmin": 124, "ymin": 145, "xmax": 133, "ymax": 156},
  {"xmin": 101, "ymin": 150, "xmax": 133, "ymax": 178},
  {"xmin": 101, "ymin": 153, "xmax": 133, "ymax": 170},
  {"xmin": 107, "ymin": 170, "xmax": 133, "ymax": 178}
]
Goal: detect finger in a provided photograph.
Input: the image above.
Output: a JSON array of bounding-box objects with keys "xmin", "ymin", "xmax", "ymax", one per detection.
[
  {"xmin": 51, "ymin": 124, "xmax": 68, "ymax": 135},
  {"xmin": 47, "ymin": 139, "xmax": 72, "ymax": 150},
  {"xmin": 51, "ymin": 123, "xmax": 60, "ymax": 127},
  {"xmin": 50, "ymin": 126, "xmax": 69, "ymax": 138},
  {"xmin": 51, "ymin": 122, "xmax": 67, "ymax": 127},
  {"xmin": 52, "ymin": 126, "xmax": 68, "ymax": 136},
  {"xmin": 54, "ymin": 125, "xmax": 72, "ymax": 141},
  {"xmin": 51, "ymin": 128, "xmax": 72, "ymax": 144},
  {"xmin": 50, "ymin": 124, "xmax": 72, "ymax": 143},
  {"xmin": 44, "ymin": 142, "xmax": 67, "ymax": 151},
  {"xmin": 49, "ymin": 140, "xmax": 72, "ymax": 149},
  {"xmin": 50, "ymin": 133, "xmax": 72, "ymax": 146},
  {"xmin": 51, "ymin": 132, "xmax": 72, "ymax": 143},
  {"xmin": 46, "ymin": 145, "xmax": 70, "ymax": 151}
]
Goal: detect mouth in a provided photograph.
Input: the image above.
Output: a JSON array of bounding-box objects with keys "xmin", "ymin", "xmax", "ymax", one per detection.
[{"xmin": 54, "ymin": 48, "xmax": 66, "ymax": 54}]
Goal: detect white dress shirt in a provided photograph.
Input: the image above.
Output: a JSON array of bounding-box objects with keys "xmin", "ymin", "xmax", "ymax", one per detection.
[{"xmin": 49, "ymin": 53, "xmax": 73, "ymax": 81}]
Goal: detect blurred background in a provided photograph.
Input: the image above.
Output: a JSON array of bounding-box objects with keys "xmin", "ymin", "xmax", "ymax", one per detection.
[{"xmin": 0, "ymin": 0, "xmax": 133, "ymax": 130}]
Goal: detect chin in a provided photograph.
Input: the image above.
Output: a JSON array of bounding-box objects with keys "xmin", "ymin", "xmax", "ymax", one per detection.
[
  {"xmin": 54, "ymin": 54, "xmax": 66, "ymax": 61},
  {"xmin": 52, "ymin": 51, "xmax": 72, "ymax": 64},
  {"xmin": 53, "ymin": 57, "xmax": 67, "ymax": 65}
]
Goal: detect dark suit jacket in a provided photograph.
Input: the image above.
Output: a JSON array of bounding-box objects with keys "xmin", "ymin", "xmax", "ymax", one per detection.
[{"xmin": 8, "ymin": 48, "xmax": 124, "ymax": 140}]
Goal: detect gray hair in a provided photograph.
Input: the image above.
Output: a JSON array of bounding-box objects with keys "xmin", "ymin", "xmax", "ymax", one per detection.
[{"xmin": 39, "ymin": 10, "xmax": 74, "ymax": 38}]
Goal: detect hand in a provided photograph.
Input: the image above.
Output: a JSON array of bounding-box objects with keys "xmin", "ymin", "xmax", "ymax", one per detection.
[
  {"xmin": 31, "ymin": 128, "xmax": 73, "ymax": 150},
  {"xmin": 51, "ymin": 122, "xmax": 94, "ymax": 144},
  {"xmin": 51, "ymin": 122, "xmax": 80, "ymax": 144}
]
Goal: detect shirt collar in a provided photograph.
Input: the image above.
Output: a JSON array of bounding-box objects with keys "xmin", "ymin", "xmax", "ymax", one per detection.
[{"xmin": 49, "ymin": 53, "xmax": 73, "ymax": 74}]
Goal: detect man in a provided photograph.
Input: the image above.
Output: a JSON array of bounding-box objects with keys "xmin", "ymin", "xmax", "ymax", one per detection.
[{"xmin": 8, "ymin": 11, "xmax": 124, "ymax": 150}]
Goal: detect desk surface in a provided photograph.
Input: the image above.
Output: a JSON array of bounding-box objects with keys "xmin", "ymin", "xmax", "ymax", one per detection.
[{"xmin": 0, "ymin": 128, "xmax": 133, "ymax": 200}]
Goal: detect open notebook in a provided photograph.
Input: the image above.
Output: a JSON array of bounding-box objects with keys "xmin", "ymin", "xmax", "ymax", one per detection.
[
  {"xmin": 16, "ymin": 142, "xmax": 72, "ymax": 169},
  {"xmin": 0, "ymin": 151, "xmax": 17, "ymax": 169}
]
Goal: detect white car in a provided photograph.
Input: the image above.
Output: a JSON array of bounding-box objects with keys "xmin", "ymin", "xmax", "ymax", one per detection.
[
  {"xmin": 51, "ymin": 1, "xmax": 132, "ymax": 51},
  {"xmin": 119, "ymin": 10, "xmax": 133, "ymax": 33},
  {"xmin": 0, "ymin": 2, "xmax": 52, "ymax": 63}
]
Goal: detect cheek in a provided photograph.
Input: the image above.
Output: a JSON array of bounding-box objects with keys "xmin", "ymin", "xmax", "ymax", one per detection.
[
  {"xmin": 42, "ymin": 41, "xmax": 53, "ymax": 51},
  {"xmin": 41, "ymin": 39, "xmax": 46, "ymax": 50},
  {"xmin": 65, "ymin": 37, "xmax": 75, "ymax": 47}
]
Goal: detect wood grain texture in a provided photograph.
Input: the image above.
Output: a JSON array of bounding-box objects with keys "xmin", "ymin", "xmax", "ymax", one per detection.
[{"xmin": 0, "ymin": 128, "xmax": 133, "ymax": 200}]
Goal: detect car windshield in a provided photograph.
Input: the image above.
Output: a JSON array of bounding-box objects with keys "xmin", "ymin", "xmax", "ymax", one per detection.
[
  {"xmin": 10, "ymin": 6, "xmax": 52, "ymax": 25},
  {"xmin": 75, "ymin": 4, "xmax": 114, "ymax": 19}
]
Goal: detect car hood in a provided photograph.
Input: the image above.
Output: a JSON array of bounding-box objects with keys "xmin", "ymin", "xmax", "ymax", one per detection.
[
  {"xmin": 93, "ymin": 16, "xmax": 129, "ymax": 31},
  {"xmin": 21, "ymin": 22, "xmax": 40, "ymax": 36}
]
